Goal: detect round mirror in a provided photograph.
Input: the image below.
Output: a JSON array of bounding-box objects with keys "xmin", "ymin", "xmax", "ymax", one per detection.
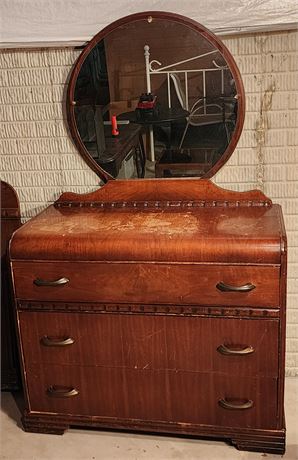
[{"xmin": 67, "ymin": 12, "xmax": 245, "ymax": 182}]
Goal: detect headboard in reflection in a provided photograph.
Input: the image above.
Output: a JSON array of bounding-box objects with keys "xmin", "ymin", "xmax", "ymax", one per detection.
[{"xmin": 67, "ymin": 12, "xmax": 245, "ymax": 182}]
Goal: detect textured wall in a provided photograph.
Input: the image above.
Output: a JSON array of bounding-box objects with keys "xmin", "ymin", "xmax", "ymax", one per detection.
[
  {"xmin": 0, "ymin": 30, "xmax": 297, "ymax": 375},
  {"xmin": 216, "ymin": 32, "xmax": 298, "ymax": 376}
]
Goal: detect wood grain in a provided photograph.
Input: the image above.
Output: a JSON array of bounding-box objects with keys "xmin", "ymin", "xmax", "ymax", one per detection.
[
  {"xmin": 18, "ymin": 312, "xmax": 279, "ymax": 376},
  {"xmin": 13, "ymin": 262, "xmax": 280, "ymax": 307},
  {"xmin": 10, "ymin": 178, "xmax": 287, "ymax": 454},
  {"xmin": 25, "ymin": 362, "xmax": 277, "ymax": 429},
  {"xmin": 10, "ymin": 181, "xmax": 282, "ymax": 264},
  {"xmin": 21, "ymin": 409, "xmax": 285, "ymax": 453},
  {"xmin": 55, "ymin": 178, "xmax": 271, "ymax": 205}
]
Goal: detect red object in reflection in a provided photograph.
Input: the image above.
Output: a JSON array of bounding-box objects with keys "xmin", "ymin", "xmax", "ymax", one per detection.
[
  {"xmin": 137, "ymin": 93, "xmax": 157, "ymax": 109},
  {"xmin": 111, "ymin": 115, "xmax": 119, "ymax": 136}
]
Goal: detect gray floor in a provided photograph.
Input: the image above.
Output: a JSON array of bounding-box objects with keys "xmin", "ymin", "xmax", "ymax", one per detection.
[{"xmin": 0, "ymin": 378, "xmax": 297, "ymax": 460}]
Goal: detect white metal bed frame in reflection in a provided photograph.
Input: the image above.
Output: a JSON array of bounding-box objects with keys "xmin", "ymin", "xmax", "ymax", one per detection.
[{"xmin": 144, "ymin": 45, "xmax": 232, "ymax": 161}]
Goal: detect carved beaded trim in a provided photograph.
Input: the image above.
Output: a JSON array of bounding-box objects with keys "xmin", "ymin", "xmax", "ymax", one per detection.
[
  {"xmin": 54, "ymin": 199, "xmax": 272, "ymax": 209},
  {"xmin": 17, "ymin": 301, "xmax": 279, "ymax": 318}
]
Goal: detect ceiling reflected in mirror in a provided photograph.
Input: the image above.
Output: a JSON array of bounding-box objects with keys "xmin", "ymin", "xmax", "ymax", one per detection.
[{"xmin": 68, "ymin": 13, "xmax": 245, "ymax": 181}]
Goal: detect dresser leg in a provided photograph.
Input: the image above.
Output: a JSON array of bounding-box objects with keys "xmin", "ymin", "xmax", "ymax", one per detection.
[
  {"xmin": 22, "ymin": 412, "xmax": 68, "ymax": 435},
  {"xmin": 231, "ymin": 431, "xmax": 286, "ymax": 455}
]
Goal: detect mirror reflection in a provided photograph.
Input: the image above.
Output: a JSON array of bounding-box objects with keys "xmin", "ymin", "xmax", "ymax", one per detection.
[{"xmin": 73, "ymin": 18, "xmax": 238, "ymax": 179}]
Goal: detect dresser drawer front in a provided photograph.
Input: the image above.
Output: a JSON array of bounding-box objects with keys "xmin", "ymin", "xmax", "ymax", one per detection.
[
  {"xmin": 26, "ymin": 363, "xmax": 278, "ymax": 429},
  {"xmin": 13, "ymin": 261, "xmax": 280, "ymax": 307},
  {"xmin": 19, "ymin": 312, "xmax": 279, "ymax": 376}
]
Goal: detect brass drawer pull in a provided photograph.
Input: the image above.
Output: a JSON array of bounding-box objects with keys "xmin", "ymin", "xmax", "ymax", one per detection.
[
  {"xmin": 217, "ymin": 344, "xmax": 254, "ymax": 356},
  {"xmin": 218, "ymin": 398, "xmax": 253, "ymax": 410},
  {"xmin": 216, "ymin": 281, "xmax": 255, "ymax": 292},
  {"xmin": 47, "ymin": 386, "xmax": 79, "ymax": 398},
  {"xmin": 41, "ymin": 336, "xmax": 75, "ymax": 347},
  {"xmin": 34, "ymin": 277, "xmax": 69, "ymax": 287}
]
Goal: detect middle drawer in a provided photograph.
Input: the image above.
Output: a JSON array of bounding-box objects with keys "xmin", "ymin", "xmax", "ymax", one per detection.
[{"xmin": 19, "ymin": 312, "xmax": 279, "ymax": 376}]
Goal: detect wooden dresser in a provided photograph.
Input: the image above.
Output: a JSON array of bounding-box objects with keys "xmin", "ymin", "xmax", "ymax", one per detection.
[
  {"xmin": 10, "ymin": 179, "xmax": 287, "ymax": 454},
  {"xmin": 1, "ymin": 181, "xmax": 21, "ymax": 390}
]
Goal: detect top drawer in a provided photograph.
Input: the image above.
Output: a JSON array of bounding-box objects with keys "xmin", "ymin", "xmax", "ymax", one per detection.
[{"xmin": 12, "ymin": 261, "xmax": 280, "ymax": 307}]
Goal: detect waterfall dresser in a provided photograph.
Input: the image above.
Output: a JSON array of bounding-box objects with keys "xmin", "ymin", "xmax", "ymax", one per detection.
[
  {"xmin": 9, "ymin": 11, "xmax": 287, "ymax": 455},
  {"xmin": 10, "ymin": 180, "xmax": 287, "ymax": 454}
]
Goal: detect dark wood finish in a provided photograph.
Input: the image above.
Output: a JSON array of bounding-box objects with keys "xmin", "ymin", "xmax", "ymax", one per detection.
[
  {"xmin": 278, "ymin": 213, "xmax": 287, "ymax": 426},
  {"xmin": 25, "ymin": 363, "xmax": 277, "ymax": 429},
  {"xmin": 10, "ymin": 179, "xmax": 286, "ymax": 454},
  {"xmin": 12, "ymin": 262, "xmax": 280, "ymax": 307},
  {"xmin": 155, "ymin": 148, "xmax": 214, "ymax": 178},
  {"xmin": 18, "ymin": 312, "xmax": 279, "ymax": 375},
  {"xmin": 66, "ymin": 12, "xmax": 245, "ymax": 182},
  {"xmin": 16, "ymin": 300, "xmax": 281, "ymax": 319},
  {"xmin": 96, "ymin": 124, "xmax": 144, "ymax": 178},
  {"xmin": 118, "ymin": 108, "xmax": 190, "ymax": 125},
  {"xmin": 1, "ymin": 181, "xmax": 21, "ymax": 390},
  {"xmin": 10, "ymin": 180, "xmax": 282, "ymax": 265},
  {"xmin": 21, "ymin": 410, "xmax": 285, "ymax": 454},
  {"xmin": 55, "ymin": 177, "xmax": 272, "ymax": 206}
]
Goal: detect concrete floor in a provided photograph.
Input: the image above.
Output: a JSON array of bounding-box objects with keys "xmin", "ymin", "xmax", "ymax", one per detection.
[{"xmin": 0, "ymin": 378, "xmax": 297, "ymax": 460}]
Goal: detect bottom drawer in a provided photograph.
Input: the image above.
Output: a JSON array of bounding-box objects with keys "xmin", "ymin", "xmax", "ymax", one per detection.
[{"xmin": 26, "ymin": 364, "xmax": 278, "ymax": 429}]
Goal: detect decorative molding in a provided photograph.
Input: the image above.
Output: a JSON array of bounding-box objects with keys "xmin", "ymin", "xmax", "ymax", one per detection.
[
  {"xmin": 17, "ymin": 301, "xmax": 280, "ymax": 318},
  {"xmin": 231, "ymin": 436, "xmax": 285, "ymax": 455},
  {"xmin": 22, "ymin": 414, "xmax": 67, "ymax": 435},
  {"xmin": 55, "ymin": 199, "xmax": 272, "ymax": 209},
  {"xmin": 55, "ymin": 179, "xmax": 273, "ymax": 208},
  {"xmin": 22, "ymin": 410, "xmax": 285, "ymax": 454}
]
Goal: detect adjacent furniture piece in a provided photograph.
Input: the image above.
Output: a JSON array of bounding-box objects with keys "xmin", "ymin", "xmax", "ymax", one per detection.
[
  {"xmin": 96, "ymin": 124, "xmax": 145, "ymax": 178},
  {"xmin": 155, "ymin": 148, "xmax": 216, "ymax": 177},
  {"xmin": 118, "ymin": 107, "xmax": 189, "ymax": 125},
  {"xmin": 1, "ymin": 181, "xmax": 21, "ymax": 390},
  {"xmin": 9, "ymin": 12, "xmax": 286, "ymax": 455},
  {"xmin": 118, "ymin": 107, "xmax": 189, "ymax": 163},
  {"xmin": 74, "ymin": 107, "xmax": 145, "ymax": 178}
]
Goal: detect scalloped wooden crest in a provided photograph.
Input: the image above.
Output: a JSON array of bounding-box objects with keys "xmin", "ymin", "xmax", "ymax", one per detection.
[{"xmin": 55, "ymin": 179, "xmax": 271, "ymax": 207}]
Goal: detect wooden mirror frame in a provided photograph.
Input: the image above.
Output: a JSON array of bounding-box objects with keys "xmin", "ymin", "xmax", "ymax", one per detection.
[{"xmin": 67, "ymin": 11, "xmax": 245, "ymax": 183}]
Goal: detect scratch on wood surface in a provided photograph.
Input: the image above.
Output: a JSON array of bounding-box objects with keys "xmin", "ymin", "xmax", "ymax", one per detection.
[{"xmin": 142, "ymin": 329, "xmax": 163, "ymax": 340}]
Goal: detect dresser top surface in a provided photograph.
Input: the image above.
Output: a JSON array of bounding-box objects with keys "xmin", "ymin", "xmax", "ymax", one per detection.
[{"xmin": 10, "ymin": 200, "xmax": 285, "ymax": 264}]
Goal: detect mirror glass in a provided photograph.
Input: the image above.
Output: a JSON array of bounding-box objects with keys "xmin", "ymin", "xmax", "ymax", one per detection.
[{"xmin": 69, "ymin": 14, "xmax": 244, "ymax": 180}]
